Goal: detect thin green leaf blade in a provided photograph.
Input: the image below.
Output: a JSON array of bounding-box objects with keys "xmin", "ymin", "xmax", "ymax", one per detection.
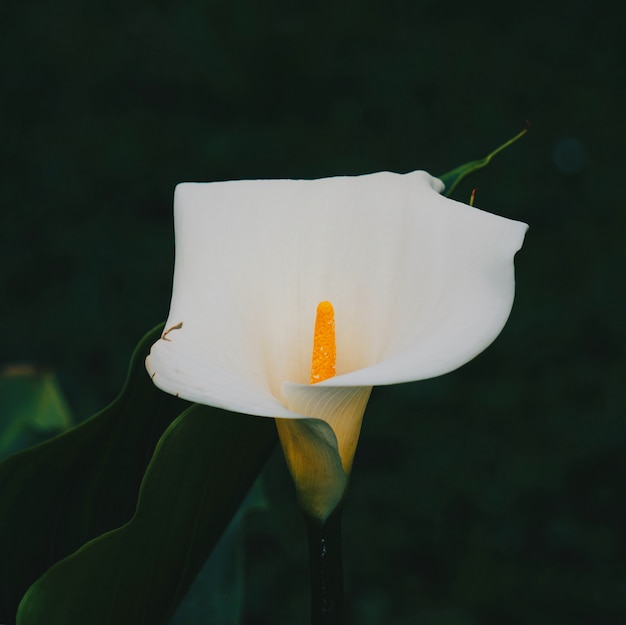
[{"xmin": 438, "ymin": 128, "xmax": 527, "ymax": 197}]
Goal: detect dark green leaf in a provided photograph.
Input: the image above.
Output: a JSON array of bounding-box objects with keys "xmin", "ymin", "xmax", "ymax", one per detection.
[
  {"xmin": 168, "ymin": 480, "xmax": 267, "ymax": 625},
  {"xmin": 0, "ymin": 324, "xmax": 189, "ymax": 622},
  {"xmin": 16, "ymin": 404, "xmax": 277, "ymax": 625},
  {"xmin": 438, "ymin": 128, "xmax": 527, "ymax": 197}
]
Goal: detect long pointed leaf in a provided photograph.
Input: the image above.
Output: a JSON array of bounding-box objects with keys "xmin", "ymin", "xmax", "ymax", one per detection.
[{"xmin": 438, "ymin": 128, "xmax": 527, "ymax": 197}]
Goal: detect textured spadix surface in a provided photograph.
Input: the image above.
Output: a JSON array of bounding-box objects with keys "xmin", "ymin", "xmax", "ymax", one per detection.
[{"xmin": 146, "ymin": 170, "xmax": 527, "ymax": 518}]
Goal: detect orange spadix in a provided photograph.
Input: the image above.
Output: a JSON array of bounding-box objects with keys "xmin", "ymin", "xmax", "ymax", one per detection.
[{"xmin": 310, "ymin": 301, "xmax": 336, "ymax": 384}]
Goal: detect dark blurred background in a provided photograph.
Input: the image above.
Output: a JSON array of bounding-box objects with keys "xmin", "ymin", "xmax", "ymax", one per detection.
[{"xmin": 1, "ymin": 0, "xmax": 624, "ymax": 623}]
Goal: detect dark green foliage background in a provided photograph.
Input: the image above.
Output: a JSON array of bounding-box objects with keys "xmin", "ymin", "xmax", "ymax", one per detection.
[{"xmin": 1, "ymin": 0, "xmax": 624, "ymax": 623}]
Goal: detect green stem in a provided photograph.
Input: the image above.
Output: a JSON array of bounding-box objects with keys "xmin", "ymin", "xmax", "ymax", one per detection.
[{"xmin": 304, "ymin": 507, "xmax": 345, "ymax": 625}]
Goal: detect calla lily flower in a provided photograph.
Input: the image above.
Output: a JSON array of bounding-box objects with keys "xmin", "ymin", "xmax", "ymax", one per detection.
[{"xmin": 146, "ymin": 171, "xmax": 527, "ymax": 521}]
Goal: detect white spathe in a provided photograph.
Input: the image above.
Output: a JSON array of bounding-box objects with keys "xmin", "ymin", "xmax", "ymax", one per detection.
[{"xmin": 146, "ymin": 170, "xmax": 527, "ymax": 520}]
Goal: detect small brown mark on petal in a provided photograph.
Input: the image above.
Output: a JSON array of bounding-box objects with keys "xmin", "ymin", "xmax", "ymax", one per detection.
[
  {"xmin": 151, "ymin": 372, "xmax": 156, "ymax": 379},
  {"xmin": 162, "ymin": 321, "xmax": 183, "ymax": 341}
]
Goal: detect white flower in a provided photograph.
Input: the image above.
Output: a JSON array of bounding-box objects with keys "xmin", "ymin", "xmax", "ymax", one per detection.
[{"xmin": 146, "ymin": 171, "xmax": 527, "ymax": 520}]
